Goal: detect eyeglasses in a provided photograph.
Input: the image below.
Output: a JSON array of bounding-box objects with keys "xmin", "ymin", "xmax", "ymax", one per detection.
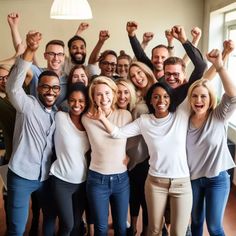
[
  {"xmin": 164, "ymin": 72, "xmax": 180, "ymax": 79},
  {"xmin": 0, "ymin": 75, "xmax": 8, "ymax": 82},
  {"xmin": 101, "ymin": 61, "xmax": 117, "ymax": 68},
  {"xmin": 45, "ymin": 52, "xmax": 65, "ymax": 58},
  {"xmin": 39, "ymin": 84, "xmax": 61, "ymax": 93}
]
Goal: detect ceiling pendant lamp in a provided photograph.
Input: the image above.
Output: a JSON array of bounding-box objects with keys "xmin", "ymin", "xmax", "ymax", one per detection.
[{"xmin": 50, "ymin": 0, "xmax": 93, "ymax": 20}]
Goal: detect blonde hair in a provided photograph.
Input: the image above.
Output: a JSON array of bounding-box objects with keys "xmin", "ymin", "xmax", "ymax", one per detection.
[
  {"xmin": 128, "ymin": 61, "xmax": 156, "ymax": 97},
  {"xmin": 116, "ymin": 78, "xmax": 137, "ymax": 112},
  {"xmin": 89, "ymin": 76, "xmax": 118, "ymax": 112},
  {"xmin": 187, "ymin": 78, "xmax": 217, "ymax": 113}
]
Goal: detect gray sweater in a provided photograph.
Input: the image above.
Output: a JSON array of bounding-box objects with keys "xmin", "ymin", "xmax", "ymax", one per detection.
[{"xmin": 187, "ymin": 94, "xmax": 236, "ymax": 180}]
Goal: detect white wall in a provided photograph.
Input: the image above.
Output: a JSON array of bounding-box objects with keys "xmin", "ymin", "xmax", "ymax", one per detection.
[{"xmin": 0, "ymin": 0, "xmax": 203, "ymax": 66}]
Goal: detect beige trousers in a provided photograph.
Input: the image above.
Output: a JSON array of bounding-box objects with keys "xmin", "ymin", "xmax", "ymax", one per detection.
[{"xmin": 145, "ymin": 175, "xmax": 192, "ymax": 236}]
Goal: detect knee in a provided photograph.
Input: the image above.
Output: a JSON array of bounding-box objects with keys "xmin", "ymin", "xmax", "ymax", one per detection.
[{"xmin": 207, "ymin": 224, "xmax": 224, "ymax": 236}]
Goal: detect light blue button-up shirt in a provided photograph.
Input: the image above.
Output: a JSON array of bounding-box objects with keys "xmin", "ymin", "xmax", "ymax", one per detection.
[{"xmin": 6, "ymin": 57, "xmax": 57, "ymax": 181}]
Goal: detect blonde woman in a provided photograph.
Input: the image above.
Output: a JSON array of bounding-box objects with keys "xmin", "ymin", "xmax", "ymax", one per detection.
[
  {"xmin": 187, "ymin": 49, "xmax": 236, "ymax": 236},
  {"xmin": 82, "ymin": 76, "xmax": 132, "ymax": 235}
]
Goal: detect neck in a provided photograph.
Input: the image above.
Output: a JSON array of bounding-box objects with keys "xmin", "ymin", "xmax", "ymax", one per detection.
[
  {"xmin": 103, "ymin": 108, "xmax": 112, "ymax": 117},
  {"xmin": 154, "ymin": 70, "xmax": 164, "ymax": 80},
  {"xmin": 69, "ymin": 112, "xmax": 84, "ymax": 130}
]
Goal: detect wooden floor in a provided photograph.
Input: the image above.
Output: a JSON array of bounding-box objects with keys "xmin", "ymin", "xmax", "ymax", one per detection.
[{"xmin": 0, "ymin": 182, "xmax": 236, "ymax": 236}]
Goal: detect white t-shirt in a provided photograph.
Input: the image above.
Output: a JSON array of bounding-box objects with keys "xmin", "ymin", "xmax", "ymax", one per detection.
[
  {"xmin": 112, "ymin": 100, "xmax": 191, "ymax": 178},
  {"xmin": 50, "ymin": 111, "xmax": 90, "ymax": 183}
]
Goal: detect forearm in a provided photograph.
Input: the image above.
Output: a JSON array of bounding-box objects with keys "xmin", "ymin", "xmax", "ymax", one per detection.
[
  {"xmin": 203, "ymin": 50, "xmax": 230, "ymax": 81},
  {"xmin": 10, "ymin": 26, "xmax": 23, "ymax": 51},
  {"xmin": 88, "ymin": 40, "xmax": 104, "ymax": 64},
  {"xmin": 129, "ymin": 35, "xmax": 154, "ymax": 70},
  {"xmin": 217, "ymin": 67, "xmax": 236, "ymax": 97}
]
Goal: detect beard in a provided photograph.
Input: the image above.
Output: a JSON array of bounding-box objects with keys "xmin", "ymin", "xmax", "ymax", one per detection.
[{"xmin": 70, "ymin": 53, "xmax": 86, "ymax": 65}]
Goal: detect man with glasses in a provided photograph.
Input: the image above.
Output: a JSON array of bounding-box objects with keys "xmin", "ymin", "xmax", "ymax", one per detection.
[
  {"xmin": 6, "ymin": 31, "xmax": 60, "ymax": 236},
  {"xmin": 98, "ymin": 50, "xmax": 118, "ymax": 79},
  {"xmin": 29, "ymin": 39, "xmax": 67, "ymax": 107}
]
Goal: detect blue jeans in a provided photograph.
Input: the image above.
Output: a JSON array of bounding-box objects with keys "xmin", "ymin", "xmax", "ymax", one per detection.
[
  {"xmin": 7, "ymin": 169, "xmax": 56, "ymax": 236},
  {"xmin": 191, "ymin": 171, "xmax": 230, "ymax": 236},
  {"xmin": 86, "ymin": 170, "xmax": 130, "ymax": 236}
]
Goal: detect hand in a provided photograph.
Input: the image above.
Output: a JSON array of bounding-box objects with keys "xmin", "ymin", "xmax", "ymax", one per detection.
[
  {"xmin": 206, "ymin": 49, "xmax": 223, "ymax": 70},
  {"xmin": 171, "ymin": 25, "xmax": 187, "ymax": 44},
  {"xmin": 76, "ymin": 22, "xmax": 89, "ymax": 35},
  {"xmin": 86, "ymin": 107, "xmax": 105, "ymax": 120},
  {"xmin": 78, "ymin": 22, "xmax": 89, "ymax": 31},
  {"xmin": 165, "ymin": 29, "xmax": 174, "ymax": 43},
  {"xmin": 99, "ymin": 30, "xmax": 110, "ymax": 42},
  {"xmin": 142, "ymin": 32, "xmax": 154, "ymax": 45},
  {"xmin": 26, "ymin": 31, "xmax": 42, "ymax": 52},
  {"xmin": 191, "ymin": 26, "xmax": 202, "ymax": 43},
  {"xmin": 7, "ymin": 12, "xmax": 20, "ymax": 28},
  {"xmin": 223, "ymin": 40, "xmax": 235, "ymax": 54},
  {"xmin": 126, "ymin": 21, "xmax": 138, "ymax": 37}
]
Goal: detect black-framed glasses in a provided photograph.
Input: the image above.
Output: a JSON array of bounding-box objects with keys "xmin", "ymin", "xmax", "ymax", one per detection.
[
  {"xmin": 45, "ymin": 52, "xmax": 65, "ymax": 58},
  {"xmin": 0, "ymin": 75, "xmax": 8, "ymax": 81},
  {"xmin": 164, "ymin": 72, "xmax": 180, "ymax": 79},
  {"xmin": 39, "ymin": 84, "xmax": 61, "ymax": 93},
  {"xmin": 101, "ymin": 61, "xmax": 117, "ymax": 68}
]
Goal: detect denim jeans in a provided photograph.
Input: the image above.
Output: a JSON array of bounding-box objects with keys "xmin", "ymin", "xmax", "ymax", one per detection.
[
  {"xmin": 86, "ymin": 170, "xmax": 130, "ymax": 236},
  {"xmin": 191, "ymin": 171, "xmax": 230, "ymax": 236},
  {"xmin": 7, "ymin": 169, "xmax": 56, "ymax": 236}
]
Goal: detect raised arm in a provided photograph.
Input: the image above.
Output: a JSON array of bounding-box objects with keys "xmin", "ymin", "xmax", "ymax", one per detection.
[
  {"xmin": 182, "ymin": 27, "xmax": 202, "ymax": 66},
  {"xmin": 204, "ymin": 40, "xmax": 235, "ymax": 81},
  {"xmin": 7, "ymin": 12, "xmax": 25, "ymax": 52},
  {"xmin": 165, "ymin": 29, "xmax": 175, "ymax": 56},
  {"xmin": 88, "ymin": 30, "xmax": 110, "ymax": 64},
  {"xmin": 207, "ymin": 49, "xmax": 236, "ymax": 97},
  {"xmin": 6, "ymin": 31, "xmax": 41, "ymax": 112},
  {"xmin": 127, "ymin": 21, "xmax": 154, "ymax": 70},
  {"xmin": 141, "ymin": 32, "xmax": 154, "ymax": 50},
  {"xmin": 75, "ymin": 22, "xmax": 89, "ymax": 36},
  {"xmin": 171, "ymin": 25, "xmax": 207, "ymax": 106}
]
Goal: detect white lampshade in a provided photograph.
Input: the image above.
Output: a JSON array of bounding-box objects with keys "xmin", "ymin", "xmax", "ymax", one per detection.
[{"xmin": 50, "ymin": 0, "xmax": 93, "ymax": 20}]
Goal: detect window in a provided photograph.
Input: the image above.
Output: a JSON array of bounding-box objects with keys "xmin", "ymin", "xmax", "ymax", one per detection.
[{"xmin": 224, "ymin": 10, "xmax": 236, "ymax": 127}]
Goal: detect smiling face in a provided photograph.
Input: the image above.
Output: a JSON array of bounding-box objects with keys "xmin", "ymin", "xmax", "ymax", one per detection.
[
  {"xmin": 44, "ymin": 44, "xmax": 65, "ymax": 74},
  {"xmin": 129, "ymin": 65, "xmax": 148, "ymax": 89},
  {"xmin": 69, "ymin": 39, "xmax": 86, "ymax": 65},
  {"xmin": 68, "ymin": 91, "xmax": 86, "ymax": 117},
  {"xmin": 151, "ymin": 47, "xmax": 169, "ymax": 72},
  {"xmin": 71, "ymin": 68, "xmax": 88, "ymax": 86},
  {"xmin": 151, "ymin": 86, "xmax": 170, "ymax": 118},
  {"xmin": 117, "ymin": 58, "xmax": 130, "ymax": 78},
  {"xmin": 116, "ymin": 84, "xmax": 131, "ymax": 110},
  {"xmin": 190, "ymin": 86, "xmax": 210, "ymax": 116},
  {"xmin": 99, "ymin": 54, "xmax": 117, "ymax": 78},
  {"xmin": 164, "ymin": 64, "xmax": 185, "ymax": 88},
  {"xmin": 93, "ymin": 83, "xmax": 114, "ymax": 114},
  {"xmin": 37, "ymin": 75, "xmax": 60, "ymax": 109}
]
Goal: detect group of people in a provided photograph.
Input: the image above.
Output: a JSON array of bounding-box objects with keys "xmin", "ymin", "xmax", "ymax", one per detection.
[{"xmin": 0, "ymin": 11, "xmax": 236, "ymax": 236}]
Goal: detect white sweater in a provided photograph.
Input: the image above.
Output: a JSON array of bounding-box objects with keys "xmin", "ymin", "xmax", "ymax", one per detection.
[
  {"xmin": 50, "ymin": 111, "xmax": 90, "ymax": 183},
  {"xmin": 111, "ymin": 100, "xmax": 190, "ymax": 178}
]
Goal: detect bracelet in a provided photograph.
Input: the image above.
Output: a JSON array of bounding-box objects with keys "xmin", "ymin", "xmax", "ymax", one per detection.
[
  {"xmin": 216, "ymin": 66, "xmax": 225, "ymax": 73},
  {"xmin": 167, "ymin": 46, "xmax": 174, "ymax": 49}
]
